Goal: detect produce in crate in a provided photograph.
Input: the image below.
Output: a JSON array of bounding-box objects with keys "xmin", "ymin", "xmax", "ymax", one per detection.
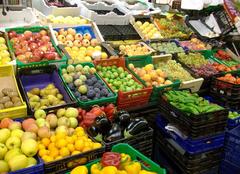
[
  {"xmin": 70, "ymin": 151, "xmax": 157, "ymax": 174},
  {"xmin": 119, "ymin": 43, "xmax": 151, "ymax": 56},
  {"xmin": 0, "ymin": 36, "xmax": 11, "ymax": 65},
  {"xmin": 62, "ymin": 64, "xmax": 113, "ymax": 101},
  {"xmin": 128, "ymin": 63, "xmax": 173, "ymax": 87},
  {"xmin": 157, "ymin": 59, "xmax": 194, "ymax": 81},
  {"xmin": 27, "ymin": 83, "xmax": 65, "ymax": 110},
  {"xmin": 164, "ymin": 90, "xmax": 223, "ymax": 115},
  {"xmin": 88, "ymin": 110, "xmax": 149, "ymax": 143},
  {"xmin": 96, "ymin": 65, "xmax": 144, "ymax": 92},
  {"xmin": 214, "ymin": 50, "xmax": 240, "ymax": 67},
  {"xmin": 0, "ymin": 88, "xmax": 23, "ymax": 109},
  {"xmin": 8, "ymin": 29, "xmax": 61, "ymax": 64},
  {"xmin": 179, "ymin": 38, "xmax": 208, "ymax": 51},
  {"xmin": 228, "ymin": 111, "xmax": 240, "ymax": 119},
  {"xmin": 0, "ymin": 118, "xmax": 39, "ymax": 172},
  {"xmin": 37, "ymin": 126, "xmax": 102, "ymax": 162},
  {"xmin": 217, "ymin": 73, "xmax": 240, "ymax": 84},
  {"xmin": 150, "ymin": 42, "xmax": 184, "ymax": 54},
  {"xmin": 47, "ymin": 15, "xmax": 89, "ymax": 25},
  {"xmin": 133, "ymin": 21, "xmax": 161, "ymax": 40}
]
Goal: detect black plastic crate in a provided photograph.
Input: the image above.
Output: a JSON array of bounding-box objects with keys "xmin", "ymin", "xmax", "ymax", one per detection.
[
  {"xmin": 155, "ymin": 130, "xmax": 223, "ymax": 174},
  {"xmin": 113, "ymin": 25, "xmax": 141, "ymax": 40},
  {"xmin": 17, "ymin": 64, "xmax": 77, "ymax": 115}
]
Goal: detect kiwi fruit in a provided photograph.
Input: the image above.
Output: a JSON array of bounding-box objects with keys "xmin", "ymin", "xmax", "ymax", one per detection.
[
  {"xmin": 11, "ymin": 96, "xmax": 21, "ymax": 103},
  {"xmin": 2, "ymin": 88, "xmax": 13, "ymax": 95},
  {"xmin": 4, "ymin": 101, "xmax": 13, "ymax": 108},
  {"xmin": 8, "ymin": 91, "xmax": 18, "ymax": 97},
  {"xmin": 13, "ymin": 101, "xmax": 22, "ymax": 107},
  {"xmin": 0, "ymin": 96, "xmax": 10, "ymax": 104}
]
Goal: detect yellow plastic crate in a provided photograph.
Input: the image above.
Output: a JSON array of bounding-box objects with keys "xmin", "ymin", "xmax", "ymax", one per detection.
[{"xmin": 0, "ymin": 65, "xmax": 27, "ymax": 120}]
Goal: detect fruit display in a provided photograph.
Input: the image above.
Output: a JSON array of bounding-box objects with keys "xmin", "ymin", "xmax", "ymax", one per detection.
[
  {"xmin": 217, "ymin": 73, "xmax": 240, "ymax": 84},
  {"xmin": 0, "ymin": 118, "xmax": 39, "ymax": 173},
  {"xmin": 54, "ymin": 27, "xmax": 108, "ymax": 63},
  {"xmin": 88, "ymin": 110, "xmax": 149, "ymax": 143},
  {"xmin": 70, "ymin": 150, "xmax": 158, "ymax": 174},
  {"xmin": 96, "ymin": 65, "xmax": 144, "ymax": 92},
  {"xmin": 0, "ymin": 35, "xmax": 12, "ymax": 65},
  {"xmin": 150, "ymin": 42, "xmax": 185, "ymax": 54},
  {"xmin": 8, "ymin": 28, "xmax": 61, "ymax": 64},
  {"xmin": 214, "ymin": 50, "xmax": 240, "ymax": 66},
  {"xmin": 27, "ymin": 84, "xmax": 66, "ymax": 110},
  {"xmin": 118, "ymin": 43, "xmax": 152, "ymax": 56},
  {"xmin": 164, "ymin": 90, "xmax": 223, "ymax": 115},
  {"xmin": 61, "ymin": 64, "xmax": 114, "ymax": 102},
  {"xmin": 78, "ymin": 104, "xmax": 116, "ymax": 128},
  {"xmin": 46, "ymin": 15, "xmax": 89, "ymax": 25},
  {"xmin": 156, "ymin": 59, "xmax": 195, "ymax": 81},
  {"xmin": 128, "ymin": 63, "xmax": 173, "ymax": 87},
  {"xmin": 133, "ymin": 21, "xmax": 162, "ymax": 40},
  {"xmin": 37, "ymin": 126, "xmax": 102, "ymax": 163},
  {"xmin": 153, "ymin": 16, "xmax": 191, "ymax": 39},
  {"xmin": 228, "ymin": 111, "xmax": 240, "ymax": 119},
  {"xmin": 0, "ymin": 88, "xmax": 23, "ymax": 109},
  {"xmin": 179, "ymin": 38, "xmax": 208, "ymax": 51}
]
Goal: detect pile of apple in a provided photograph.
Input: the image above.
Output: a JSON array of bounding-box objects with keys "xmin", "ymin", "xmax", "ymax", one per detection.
[
  {"xmin": 118, "ymin": 43, "xmax": 151, "ymax": 56},
  {"xmin": 62, "ymin": 64, "xmax": 113, "ymax": 101},
  {"xmin": 128, "ymin": 64, "xmax": 173, "ymax": 87},
  {"xmin": 0, "ymin": 36, "xmax": 11, "ymax": 65},
  {"xmin": 0, "ymin": 118, "xmax": 39, "ymax": 173},
  {"xmin": 54, "ymin": 28, "xmax": 108, "ymax": 63},
  {"xmin": 180, "ymin": 38, "xmax": 207, "ymax": 51},
  {"xmin": 8, "ymin": 29, "xmax": 61, "ymax": 64},
  {"xmin": 47, "ymin": 15, "xmax": 89, "ymax": 25},
  {"xmin": 27, "ymin": 83, "xmax": 66, "ymax": 110},
  {"xmin": 133, "ymin": 21, "xmax": 161, "ymax": 40}
]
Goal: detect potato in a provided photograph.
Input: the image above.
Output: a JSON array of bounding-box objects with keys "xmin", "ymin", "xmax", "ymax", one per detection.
[
  {"xmin": 8, "ymin": 91, "xmax": 18, "ymax": 97},
  {"xmin": 13, "ymin": 101, "xmax": 22, "ymax": 107},
  {"xmin": 2, "ymin": 88, "xmax": 14, "ymax": 95},
  {"xmin": 0, "ymin": 92, "xmax": 4, "ymax": 98},
  {"xmin": 11, "ymin": 96, "xmax": 21, "ymax": 103},
  {"xmin": 0, "ymin": 96, "xmax": 10, "ymax": 104},
  {"xmin": 0, "ymin": 104, "xmax": 4, "ymax": 109},
  {"xmin": 4, "ymin": 101, "xmax": 13, "ymax": 108}
]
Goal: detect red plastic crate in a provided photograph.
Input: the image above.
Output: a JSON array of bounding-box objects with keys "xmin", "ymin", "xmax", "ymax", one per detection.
[{"xmin": 94, "ymin": 58, "xmax": 152, "ymax": 109}]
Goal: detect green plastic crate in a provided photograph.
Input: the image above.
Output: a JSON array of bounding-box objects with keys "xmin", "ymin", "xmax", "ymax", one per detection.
[
  {"xmin": 125, "ymin": 55, "xmax": 181, "ymax": 103},
  {"xmin": 5, "ymin": 26, "xmax": 67, "ymax": 68},
  {"xmin": 66, "ymin": 143, "xmax": 166, "ymax": 174},
  {"xmin": 59, "ymin": 62, "xmax": 117, "ymax": 109}
]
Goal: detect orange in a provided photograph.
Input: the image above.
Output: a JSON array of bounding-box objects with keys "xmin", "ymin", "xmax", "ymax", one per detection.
[
  {"xmin": 86, "ymin": 138, "xmax": 92, "ymax": 142},
  {"xmin": 66, "ymin": 136, "xmax": 74, "ymax": 144},
  {"xmin": 60, "ymin": 147, "xmax": 70, "ymax": 157},
  {"xmin": 82, "ymin": 146, "xmax": 91, "ymax": 153},
  {"xmin": 49, "ymin": 147, "xmax": 59, "ymax": 158},
  {"xmin": 56, "ymin": 132, "xmax": 67, "ymax": 140},
  {"xmin": 48, "ymin": 143, "xmax": 56, "ymax": 150},
  {"xmin": 42, "ymin": 156, "xmax": 54, "ymax": 163},
  {"xmin": 38, "ymin": 143, "xmax": 45, "ymax": 150},
  {"xmin": 67, "ymin": 144, "xmax": 75, "ymax": 152},
  {"xmin": 75, "ymin": 140, "xmax": 84, "ymax": 151},
  {"xmin": 71, "ymin": 135, "xmax": 78, "ymax": 141},
  {"xmin": 75, "ymin": 127, "xmax": 84, "ymax": 132},
  {"xmin": 76, "ymin": 131, "xmax": 85, "ymax": 137},
  {"xmin": 84, "ymin": 142, "xmax": 93, "ymax": 148},
  {"xmin": 39, "ymin": 149, "xmax": 49, "ymax": 157},
  {"xmin": 56, "ymin": 139, "xmax": 67, "ymax": 148},
  {"xmin": 42, "ymin": 138, "xmax": 51, "ymax": 147},
  {"xmin": 93, "ymin": 143, "xmax": 102, "ymax": 149},
  {"xmin": 55, "ymin": 156, "xmax": 63, "ymax": 160},
  {"xmin": 50, "ymin": 135, "xmax": 56, "ymax": 142},
  {"xmin": 72, "ymin": 151, "xmax": 81, "ymax": 155}
]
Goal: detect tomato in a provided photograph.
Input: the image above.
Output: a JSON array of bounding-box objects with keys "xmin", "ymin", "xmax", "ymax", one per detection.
[{"xmin": 101, "ymin": 152, "xmax": 121, "ymax": 169}]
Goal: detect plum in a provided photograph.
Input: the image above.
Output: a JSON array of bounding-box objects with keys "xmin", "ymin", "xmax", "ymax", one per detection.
[{"xmin": 87, "ymin": 90, "xmax": 96, "ymax": 99}]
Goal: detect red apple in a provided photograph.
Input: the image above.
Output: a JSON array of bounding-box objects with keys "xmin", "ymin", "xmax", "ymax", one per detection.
[
  {"xmin": 29, "ymin": 56, "xmax": 41, "ymax": 62},
  {"xmin": 40, "ymin": 30, "xmax": 48, "ymax": 36},
  {"xmin": 15, "ymin": 50, "xmax": 23, "ymax": 56},
  {"xmin": 29, "ymin": 43, "xmax": 38, "ymax": 51},
  {"xmin": 24, "ymin": 30, "xmax": 33, "ymax": 39},
  {"xmin": 44, "ymin": 52, "xmax": 57, "ymax": 60},
  {"xmin": 10, "ymin": 37, "xmax": 19, "ymax": 44},
  {"xmin": 20, "ymin": 40, "xmax": 28, "ymax": 47},
  {"xmin": 33, "ymin": 49, "xmax": 44, "ymax": 58},
  {"xmin": 8, "ymin": 31, "xmax": 17, "ymax": 39},
  {"xmin": 83, "ymin": 33, "xmax": 92, "ymax": 40},
  {"xmin": 41, "ymin": 36, "xmax": 50, "ymax": 43},
  {"xmin": 25, "ymin": 51, "xmax": 33, "ymax": 59},
  {"xmin": 17, "ymin": 54, "xmax": 27, "ymax": 62},
  {"xmin": 48, "ymin": 47, "xmax": 56, "ymax": 52},
  {"xmin": 34, "ymin": 33, "xmax": 41, "ymax": 40},
  {"xmin": 18, "ymin": 34, "xmax": 26, "ymax": 41},
  {"xmin": 39, "ymin": 45, "xmax": 48, "ymax": 52}
]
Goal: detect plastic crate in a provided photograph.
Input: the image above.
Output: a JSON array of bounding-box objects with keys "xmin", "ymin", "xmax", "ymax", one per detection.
[
  {"xmin": 9, "ymin": 156, "xmax": 44, "ymax": 174},
  {"xmin": 17, "ymin": 64, "xmax": 76, "ymax": 115},
  {"xmin": 211, "ymin": 49, "xmax": 240, "ymax": 67},
  {"xmin": 59, "ymin": 62, "xmax": 117, "ymax": 109},
  {"xmin": 155, "ymin": 129, "xmax": 223, "ymax": 174},
  {"xmin": 42, "ymin": 140, "xmax": 105, "ymax": 174},
  {"xmin": 5, "ymin": 26, "xmax": 67, "ymax": 68},
  {"xmin": 228, "ymin": 116, "xmax": 240, "ymax": 129},
  {"xmin": 94, "ymin": 58, "xmax": 152, "ymax": 110},
  {"xmin": 125, "ymin": 55, "xmax": 181, "ymax": 103},
  {"xmin": 66, "ymin": 143, "xmax": 166, "ymax": 174},
  {"xmin": 220, "ymin": 160, "xmax": 240, "ymax": 174},
  {"xmin": 156, "ymin": 115, "xmax": 225, "ymax": 154},
  {"xmin": 0, "ymin": 65, "xmax": 27, "ymax": 120},
  {"xmin": 152, "ymin": 54, "xmax": 204, "ymax": 92}
]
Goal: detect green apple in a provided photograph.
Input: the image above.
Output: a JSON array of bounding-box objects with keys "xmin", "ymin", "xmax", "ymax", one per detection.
[
  {"xmin": 6, "ymin": 136, "xmax": 21, "ymax": 149},
  {"xmin": 21, "ymin": 139, "xmax": 38, "ymax": 157},
  {"xmin": 9, "ymin": 154, "xmax": 28, "ymax": 171},
  {"xmin": 0, "ymin": 128, "xmax": 11, "ymax": 143},
  {"xmin": 57, "ymin": 117, "xmax": 70, "ymax": 127},
  {"xmin": 0, "ymin": 143, "xmax": 7, "ymax": 160},
  {"xmin": 34, "ymin": 109, "xmax": 46, "ymax": 119},
  {"xmin": 56, "ymin": 108, "xmax": 66, "ymax": 118},
  {"xmin": 0, "ymin": 160, "xmax": 9, "ymax": 173},
  {"xmin": 55, "ymin": 125, "xmax": 68, "ymax": 135},
  {"xmin": 21, "ymin": 132, "xmax": 37, "ymax": 141},
  {"xmin": 65, "ymin": 107, "xmax": 78, "ymax": 118},
  {"xmin": 36, "ymin": 118, "xmax": 46, "ymax": 128},
  {"xmin": 27, "ymin": 157, "xmax": 37, "ymax": 167},
  {"xmin": 68, "ymin": 117, "xmax": 78, "ymax": 128},
  {"xmin": 8, "ymin": 122, "xmax": 22, "ymax": 130},
  {"xmin": 11, "ymin": 129, "xmax": 24, "ymax": 139},
  {"xmin": 4, "ymin": 148, "xmax": 22, "ymax": 162}
]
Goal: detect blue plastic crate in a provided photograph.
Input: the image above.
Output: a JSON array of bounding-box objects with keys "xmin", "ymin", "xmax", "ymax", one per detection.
[
  {"xmin": 228, "ymin": 116, "xmax": 240, "ymax": 129},
  {"xmin": 156, "ymin": 115, "xmax": 225, "ymax": 154},
  {"xmin": 9, "ymin": 155, "xmax": 44, "ymax": 174},
  {"xmin": 53, "ymin": 25, "xmax": 96, "ymax": 38},
  {"xmin": 220, "ymin": 160, "xmax": 240, "ymax": 174}
]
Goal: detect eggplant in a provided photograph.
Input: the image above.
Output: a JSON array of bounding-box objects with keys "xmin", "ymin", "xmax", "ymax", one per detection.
[
  {"xmin": 104, "ymin": 123, "xmax": 122, "ymax": 142},
  {"xmin": 94, "ymin": 115, "xmax": 111, "ymax": 134},
  {"xmin": 87, "ymin": 125, "xmax": 103, "ymax": 142},
  {"xmin": 124, "ymin": 117, "xmax": 149, "ymax": 138},
  {"xmin": 113, "ymin": 110, "xmax": 131, "ymax": 128}
]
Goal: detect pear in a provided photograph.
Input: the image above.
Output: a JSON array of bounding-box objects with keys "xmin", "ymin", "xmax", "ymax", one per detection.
[
  {"xmin": 9, "ymin": 154, "xmax": 28, "ymax": 171},
  {"xmin": 4, "ymin": 148, "xmax": 22, "ymax": 162},
  {"xmin": 27, "ymin": 157, "xmax": 37, "ymax": 167},
  {"xmin": 0, "ymin": 160, "xmax": 9, "ymax": 172},
  {"xmin": 21, "ymin": 139, "xmax": 38, "ymax": 157}
]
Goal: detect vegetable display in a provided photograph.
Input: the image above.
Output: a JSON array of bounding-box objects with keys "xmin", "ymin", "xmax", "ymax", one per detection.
[
  {"xmin": 150, "ymin": 42, "xmax": 184, "ymax": 54},
  {"xmin": 217, "ymin": 73, "xmax": 240, "ymax": 84},
  {"xmin": 214, "ymin": 50, "xmax": 240, "ymax": 67},
  {"xmin": 118, "ymin": 44, "xmax": 151, "ymax": 56},
  {"xmin": 228, "ymin": 111, "xmax": 240, "ymax": 119},
  {"xmin": 180, "ymin": 38, "xmax": 208, "ymax": 51},
  {"xmin": 164, "ymin": 90, "xmax": 223, "ymax": 115}
]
